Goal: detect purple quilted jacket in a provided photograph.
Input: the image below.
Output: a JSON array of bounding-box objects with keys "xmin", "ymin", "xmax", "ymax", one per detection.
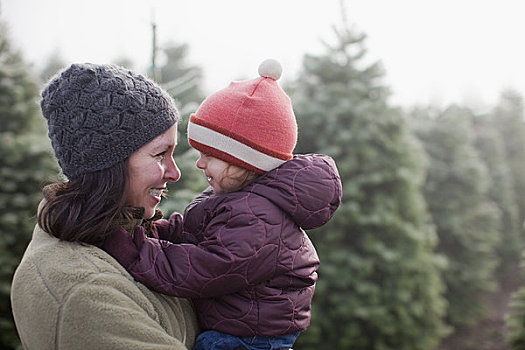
[{"xmin": 103, "ymin": 154, "xmax": 342, "ymax": 337}]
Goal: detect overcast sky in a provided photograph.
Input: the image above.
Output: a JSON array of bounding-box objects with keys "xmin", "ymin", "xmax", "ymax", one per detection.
[{"xmin": 2, "ymin": 0, "xmax": 524, "ymax": 109}]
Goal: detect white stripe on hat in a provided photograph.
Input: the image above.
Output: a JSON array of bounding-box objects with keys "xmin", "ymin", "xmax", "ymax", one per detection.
[{"xmin": 188, "ymin": 121, "xmax": 286, "ymax": 172}]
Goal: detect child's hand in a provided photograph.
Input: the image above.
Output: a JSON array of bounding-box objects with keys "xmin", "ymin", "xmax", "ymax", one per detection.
[{"xmin": 102, "ymin": 226, "xmax": 145, "ymax": 268}]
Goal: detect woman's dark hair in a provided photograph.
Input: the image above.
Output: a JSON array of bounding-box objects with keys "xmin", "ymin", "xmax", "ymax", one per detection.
[{"xmin": 38, "ymin": 160, "xmax": 141, "ymax": 247}]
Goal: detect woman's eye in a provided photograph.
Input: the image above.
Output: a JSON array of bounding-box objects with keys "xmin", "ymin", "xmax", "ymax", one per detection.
[{"xmin": 155, "ymin": 151, "xmax": 166, "ymax": 159}]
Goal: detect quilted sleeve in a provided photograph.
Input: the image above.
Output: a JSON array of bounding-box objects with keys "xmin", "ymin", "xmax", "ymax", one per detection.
[
  {"xmin": 152, "ymin": 212, "xmax": 184, "ymax": 243},
  {"xmin": 108, "ymin": 203, "xmax": 279, "ymax": 299}
]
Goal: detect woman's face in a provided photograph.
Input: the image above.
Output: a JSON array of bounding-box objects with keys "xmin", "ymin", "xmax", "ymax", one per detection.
[{"xmin": 126, "ymin": 124, "xmax": 180, "ymax": 218}]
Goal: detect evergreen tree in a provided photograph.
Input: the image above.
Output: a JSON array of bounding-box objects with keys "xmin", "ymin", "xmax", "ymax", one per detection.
[
  {"xmin": 473, "ymin": 112, "xmax": 521, "ymax": 276},
  {"xmin": 507, "ymin": 278, "xmax": 525, "ymax": 350},
  {"xmin": 499, "ymin": 90, "xmax": 525, "ymax": 350},
  {"xmin": 0, "ymin": 22, "xmax": 58, "ymax": 349},
  {"xmin": 490, "ymin": 90, "xmax": 525, "ymax": 255},
  {"xmin": 112, "ymin": 56, "xmax": 135, "ymax": 71},
  {"xmin": 158, "ymin": 42, "xmax": 204, "ymax": 109},
  {"xmin": 155, "ymin": 42, "xmax": 207, "ymax": 215},
  {"xmin": 288, "ymin": 24, "xmax": 447, "ymax": 350},
  {"xmin": 39, "ymin": 50, "xmax": 66, "ymax": 84},
  {"xmin": 410, "ymin": 105, "xmax": 500, "ymax": 326}
]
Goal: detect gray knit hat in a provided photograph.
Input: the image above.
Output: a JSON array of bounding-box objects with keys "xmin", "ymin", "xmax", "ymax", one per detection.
[{"xmin": 40, "ymin": 63, "xmax": 179, "ymax": 179}]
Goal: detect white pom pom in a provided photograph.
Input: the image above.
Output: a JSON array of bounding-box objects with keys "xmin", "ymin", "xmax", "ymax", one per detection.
[{"xmin": 258, "ymin": 59, "xmax": 282, "ymax": 80}]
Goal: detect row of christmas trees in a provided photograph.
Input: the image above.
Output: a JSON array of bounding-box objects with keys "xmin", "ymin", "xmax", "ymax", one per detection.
[{"xmin": 2, "ymin": 19, "xmax": 525, "ymax": 349}]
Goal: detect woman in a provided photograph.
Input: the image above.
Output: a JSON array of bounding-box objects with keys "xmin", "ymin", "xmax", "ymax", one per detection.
[{"xmin": 10, "ymin": 63, "xmax": 198, "ymax": 350}]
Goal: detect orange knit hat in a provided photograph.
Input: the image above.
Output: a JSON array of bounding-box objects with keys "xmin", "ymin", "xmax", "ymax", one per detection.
[{"xmin": 187, "ymin": 59, "xmax": 297, "ymax": 174}]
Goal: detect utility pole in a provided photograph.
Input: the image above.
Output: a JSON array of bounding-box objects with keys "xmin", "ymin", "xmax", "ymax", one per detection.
[
  {"xmin": 149, "ymin": 8, "xmax": 160, "ymax": 82},
  {"xmin": 340, "ymin": 0, "xmax": 348, "ymax": 28}
]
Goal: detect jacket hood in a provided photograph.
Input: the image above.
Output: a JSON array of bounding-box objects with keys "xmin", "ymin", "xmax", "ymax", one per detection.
[{"xmin": 246, "ymin": 154, "xmax": 342, "ymax": 230}]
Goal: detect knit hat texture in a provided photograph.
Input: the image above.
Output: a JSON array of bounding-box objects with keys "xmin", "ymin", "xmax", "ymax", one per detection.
[
  {"xmin": 187, "ymin": 59, "xmax": 297, "ymax": 174},
  {"xmin": 41, "ymin": 63, "xmax": 179, "ymax": 179}
]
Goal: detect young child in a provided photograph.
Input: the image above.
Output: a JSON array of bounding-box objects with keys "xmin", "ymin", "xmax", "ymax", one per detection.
[{"xmin": 103, "ymin": 59, "xmax": 342, "ymax": 350}]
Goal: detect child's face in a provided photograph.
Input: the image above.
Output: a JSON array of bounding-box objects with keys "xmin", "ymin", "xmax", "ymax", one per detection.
[{"xmin": 195, "ymin": 152, "xmax": 250, "ymax": 193}]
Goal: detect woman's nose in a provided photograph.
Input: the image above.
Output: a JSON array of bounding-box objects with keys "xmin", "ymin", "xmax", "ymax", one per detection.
[{"xmin": 165, "ymin": 156, "xmax": 181, "ymax": 182}]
